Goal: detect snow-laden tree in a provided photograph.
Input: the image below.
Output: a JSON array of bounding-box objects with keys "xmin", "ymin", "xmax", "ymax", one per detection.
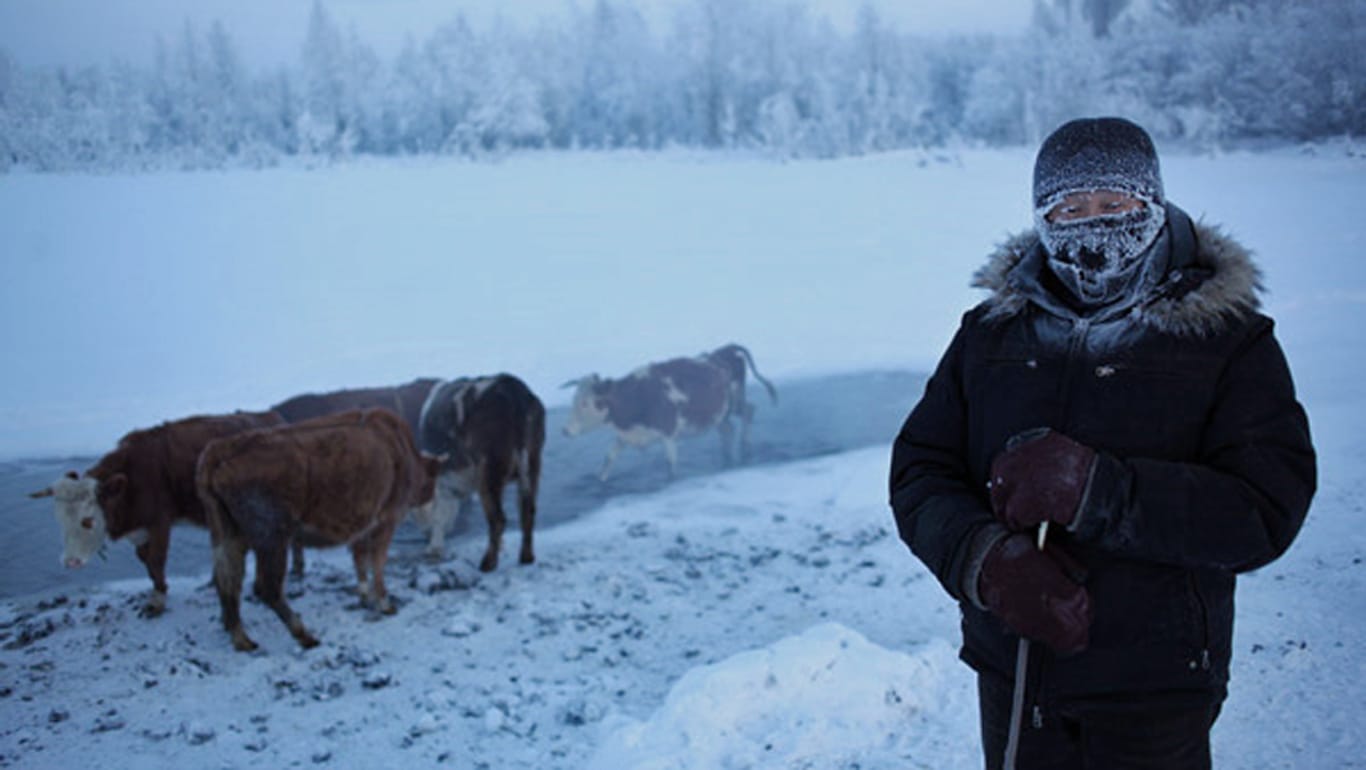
[
  {"xmin": 449, "ymin": 42, "xmax": 549, "ymax": 156},
  {"xmin": 559, "ymin": 0, "xmax": 661, "ymax": 149},
  {"xmin": 297, "ymin": 1, "xmax": 380, "ymax": 157},
  {"xmin": 3, "ymin": 0, "xmax": 1365, "ymax": 171}
]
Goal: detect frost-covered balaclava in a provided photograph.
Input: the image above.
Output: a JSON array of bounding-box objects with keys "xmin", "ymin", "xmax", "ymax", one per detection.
[{"xmin": 1033, "ymin": 117, "xmax": 1167, "ymax": 309}]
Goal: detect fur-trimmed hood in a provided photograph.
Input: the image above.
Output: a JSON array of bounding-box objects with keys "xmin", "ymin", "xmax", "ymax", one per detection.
[{"xmin": 971, "ymin": 204, "xmax": 1264, "ymax": 338}]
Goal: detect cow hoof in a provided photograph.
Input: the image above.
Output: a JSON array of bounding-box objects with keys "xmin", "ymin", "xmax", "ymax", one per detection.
[
  {"xmin": 424, "ymin": 547, "xmax": 445, "ymax": 562},
  {"xmin": 231, "ymin": 633, "xmax": 259, "ymax": 653},
  {"xmin": 139, "ymin": 592, "xmax": 168, "ymax": 618},
  {"xmin": 478, "ymin": 556, "xmax": 498, "ymax": 573},
  {"xmin": 297, "ymin": 634, "xmax": 321, "ymax": 650},
  {"xmin": 519, "ymin": 552, "xmax": 535, "ymax": 565}
]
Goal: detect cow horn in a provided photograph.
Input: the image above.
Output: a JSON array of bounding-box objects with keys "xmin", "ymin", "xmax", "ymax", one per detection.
[
  {"xmin": 28, "ymin": 487, "xmax": 54, "ymax": 499},
  {"xmin": 560, "ymin": 377, "xmax": 583, "ymax": 389}
]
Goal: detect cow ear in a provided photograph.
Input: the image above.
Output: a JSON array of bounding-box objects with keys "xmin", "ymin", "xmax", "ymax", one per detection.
[
  {"xmin": 99, "ymin": 474, "xmax": 128, "ymax": 502},
  {"xmin": 28, "ymin": 487, "xmax": 54, "ymax": 499},
  {"xmin": 65, "ymin": 470, "xmax": 80, "ymax": 481}
]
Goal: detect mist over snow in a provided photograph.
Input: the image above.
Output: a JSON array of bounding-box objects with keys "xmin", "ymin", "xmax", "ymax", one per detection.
[
  {"xmin": 2, "ymin": 144, "xmax": 1365, "ymax": 768},
  {"xmin": 0, "ymin": 0, "xmax": 1033, "ymax": 69}
]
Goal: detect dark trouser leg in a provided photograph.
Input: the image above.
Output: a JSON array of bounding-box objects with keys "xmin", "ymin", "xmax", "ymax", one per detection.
[
  {"xmin": 1077, "ymin": 698, "xmax": 1221, "ymax": 770},
  {"xmin": 979, "ymin": 671, "xmax": 1080, "ymax": 770},
  {"xmin": 978, "ymin": 671, "xmax": 1221, "ymax": 770}
]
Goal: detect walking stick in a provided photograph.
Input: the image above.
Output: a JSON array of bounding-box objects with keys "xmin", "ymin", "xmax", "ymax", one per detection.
[{"xmin": 1002, "ymin": 521, "xmax": 1049, "ymax": 770}]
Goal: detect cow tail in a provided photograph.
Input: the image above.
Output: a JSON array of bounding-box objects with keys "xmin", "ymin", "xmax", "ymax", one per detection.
[
  {"xmin": 195, "ymin": 446, "xmax": 239, "ymax": 545},
  {"xmin": 737, "ymin": 345, "xmax": 779, "ymax": 404}
]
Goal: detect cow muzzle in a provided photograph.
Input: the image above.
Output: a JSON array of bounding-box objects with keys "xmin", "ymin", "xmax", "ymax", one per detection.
[{"xmin": 64, "ymin": 556, "xmax": 86, "ymax": 569}]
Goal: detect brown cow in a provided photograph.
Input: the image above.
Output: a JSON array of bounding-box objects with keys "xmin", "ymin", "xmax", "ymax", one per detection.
[
  {"xmin": 271, "ymin": 378, "xmax": 437, "ymax": 434},
  {"xmin": 27, "ymin": 410, "xmax": 285, "ymax": 617},
  {"xmin": 196, "ymin": 408, "xmax": 441, "ymax": 652},
  {"xmin": 414, "ymin": 374, "xmax": 545, "ymax": 570},
  {"xmin": 271, "ymin": 378, "xmax": 439, "ymax": 575}
]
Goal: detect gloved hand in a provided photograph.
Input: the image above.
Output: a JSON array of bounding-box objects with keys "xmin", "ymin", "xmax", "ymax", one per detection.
[
  {"xmin": 988, "ymin": 428, "xmax": 1097, "ymax": 531},
  {"xmin": 978, "ymin": 532, "xmax": 1092, "ymax": 655}
]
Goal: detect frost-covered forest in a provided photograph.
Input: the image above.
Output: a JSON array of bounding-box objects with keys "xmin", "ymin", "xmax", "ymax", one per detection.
[{"xmin": 2, "ymin": 0, "xmax": 1364, "ymax": 172}]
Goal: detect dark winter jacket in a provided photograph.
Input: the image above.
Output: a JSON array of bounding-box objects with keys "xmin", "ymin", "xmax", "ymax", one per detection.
[{"xmin": 889, "ymin": 204, "xmax": 1316, "ymax": 702}]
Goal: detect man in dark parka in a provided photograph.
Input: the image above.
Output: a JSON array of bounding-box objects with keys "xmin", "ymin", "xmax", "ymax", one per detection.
[{"xmin": 888, "ymin": 117, "xmax": 1315, "ymax": 769}]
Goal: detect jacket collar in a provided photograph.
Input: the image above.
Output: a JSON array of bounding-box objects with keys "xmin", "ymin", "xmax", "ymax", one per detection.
[{"xmin": 972, "ymin": 203, "xmax": 1264, "ymax": 337}]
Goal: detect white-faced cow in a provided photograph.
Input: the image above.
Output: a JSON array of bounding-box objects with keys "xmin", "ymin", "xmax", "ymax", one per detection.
[
  {"xmin": 195, "ymin": 408, "xmax": 441, "ymax": 652},
  {"xmin": 564, "ymin": 343, "xmax": 777, "ymax": 481},
  {"xmin": 269, "ymin": 377, "xmax": 438, "ymax": 575},
  {"xmin": 27, "ymin": 410, "xmax": 285, "ymax": 617},
  {"xmin": 414, "ymin": 374, "xmax": 545, "ymax": 570}
]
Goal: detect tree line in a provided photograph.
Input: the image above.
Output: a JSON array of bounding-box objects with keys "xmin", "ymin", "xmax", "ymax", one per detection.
[{"xmin": 1, "ymin": 0, "xmax": 1362, "ymax": 172}]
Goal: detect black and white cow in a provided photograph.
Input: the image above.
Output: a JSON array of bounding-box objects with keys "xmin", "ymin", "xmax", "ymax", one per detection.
[
  {"xmin": 701, "ymin": 343, "xmax": 779, "ymax": 461},
  {"xmin": 414, "ymin": 374, "xmax": 545, "ymax": 570},
  {"xmin": 564, "ymin": 345, "xmax": 769, "ymax": 481}
]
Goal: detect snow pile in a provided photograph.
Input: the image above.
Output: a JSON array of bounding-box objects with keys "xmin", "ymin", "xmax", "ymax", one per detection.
[{"xmin": 589, "ymin": 622, "xmax": 960, "ymax": 770}]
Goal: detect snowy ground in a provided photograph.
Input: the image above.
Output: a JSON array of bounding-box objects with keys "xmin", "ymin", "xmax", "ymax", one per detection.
[
  {"xmin": 1, "ymin": 442, "xmax": 1362, "ymax": 769},
  {"xmin": 0, "ymin": 448, "xmax": 976, "ymax": 769},
  {"xmin": 2, "ymin": 146, "xmax": 1365, "ymax": 768}
]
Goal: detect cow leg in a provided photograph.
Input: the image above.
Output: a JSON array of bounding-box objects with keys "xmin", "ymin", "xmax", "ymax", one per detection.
[
  {"xmin": 423, "ymin": 488, "xmax": 458, "ymax": 559},
  {"xmin": 289, "ymin": 539, "xmax": 306, "ymax": 579},
  {"xmin": 663, "ymin": 438, "xmax": 680, "ymax": 478},
  {"xmin": 365, "ymin": 519, "xmax": 399, "ymax": 615},
  {"xmin": 599, "ymin": 439, "xmax": 626, "ymax": 482},
  {"xmin": 517, "ymin": 449, "xmax": 540, "ymax": 566},
  {"xmin": 717, "ymin": 418, "xmax": 736, "ymax": 467},
  {"xmin": 737, "ymin": 398, "xmax": 756, "ymax": 462},
  {"xmin": 351, "ymin": 544, "xmax": 373, "ymax": 603},
  {"xmin": 477, "ymin": 466, "xmax": 507, "ymax": 573},
  {"xmin": 211, "ymin": 532, "xmax": 257, "ymax": 652},
  {"xmin": 255, "ymin": 542, "xmax": 319, "ymax": 650},
  {"xmin": 134, "ymin": 526, "xmax": 171, "ymax": 618}
]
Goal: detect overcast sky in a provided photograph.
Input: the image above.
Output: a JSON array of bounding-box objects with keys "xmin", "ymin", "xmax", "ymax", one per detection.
[{"xmin": 0, "ymin": 0, "xmax": 1032, "ymax": 69}]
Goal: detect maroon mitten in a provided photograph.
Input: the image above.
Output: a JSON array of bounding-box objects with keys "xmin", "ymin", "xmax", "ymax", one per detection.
[
  {"xmin": 989, "ymin": 428, "xmax": 1097, "ymax": 531},
  {"xmin": 979, "ymin": 533, "xmax": 1093, "ymax": 655}
]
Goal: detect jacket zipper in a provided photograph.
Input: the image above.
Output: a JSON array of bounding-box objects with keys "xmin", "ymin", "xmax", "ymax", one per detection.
[
  {"xmin": 1055, "ymin": 318, "xmax": 1091, "ymax": 431},
  {"xmin": 1021, "ymin": 317, "xmax": 1092, "ymax": 730}
]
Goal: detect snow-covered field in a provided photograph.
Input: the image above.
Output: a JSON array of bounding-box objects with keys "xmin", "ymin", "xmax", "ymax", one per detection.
[{"xmin": 2, "ymin": 146, "xmax": 1364, "ymax": 768}]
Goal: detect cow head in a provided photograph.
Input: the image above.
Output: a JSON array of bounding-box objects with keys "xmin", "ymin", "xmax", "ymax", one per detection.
[
  {"xmin": 562, "ymin": 375, "xmax": 609, "ymax": 437},
  {"xmin": 29, "ymin": 471, "xmax": 116, "ymax": 568}
]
